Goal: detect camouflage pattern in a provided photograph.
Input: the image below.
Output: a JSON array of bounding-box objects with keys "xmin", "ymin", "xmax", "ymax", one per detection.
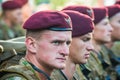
[
  {"xmin": 101, "ymin": 45, "xmax": 118, "ymax": 80},
  {"xmin": 111, "ymin": 41, "xmax": 120, "ymax": 57},
  {"xmin": 74, "ymin": 64, "xmax": 88, "ymax": 80},
  {"xmin": 51, "ymin": 69, "xmax": 77, "ymax": 80},
  {"xmin": 0, "ymin": 18, "xmax": 25, "ymax": 40},
  {"xmin": 0, "ymin": 58, "xmax": 41, "ymax": 80},
  {"xmin": 86, "ymin": 51, "xmax": 107, "ymax": 80}
]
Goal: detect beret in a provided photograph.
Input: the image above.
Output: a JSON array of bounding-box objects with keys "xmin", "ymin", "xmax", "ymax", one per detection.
[
  {"xmin": 2, "ymin": 1, "xmax": 22, "ymax": 10},
  {"xmin": 107, "ymin": 5, "xmax": 120, "ymax": 18},
  {"xmin": 23, "ymin": 10, "xmax": 72, "ymax": 31},
  {"xmin": 62, "ymin": 10, "xmax": 94, "ymax": 37},
  {"xmin": 93, "ymin": 7, "xmax": 108, "ymax": 24},
  {"xmin": 115, "ymin": 0, "xmax": 120, "ymax": 4},
  {"xmin": 14, "ymin": 0, "xmax": 28, "ymax": 6},
  {"xmin": 62, "ymin": 5, "xmax": 94, "ymax": 20}
]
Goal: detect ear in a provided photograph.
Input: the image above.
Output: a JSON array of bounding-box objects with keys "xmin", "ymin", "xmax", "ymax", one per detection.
[{"xmin": 25, "ymin": 37, "xmax": 37, "ymax": 53}]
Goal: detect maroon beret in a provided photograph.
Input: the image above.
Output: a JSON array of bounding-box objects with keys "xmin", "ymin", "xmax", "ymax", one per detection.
[
  {"xmin": 115, "ymin": 0, "xmax": 120, "ymax": 4},
  {"xmin": 107, "ymin": 5, "xmax": 120, "ymax": 18},
  {"xmin": 2, "ymin": 1, "xmax": 22, "ymax": 10},
  {"xmin": 23, "ymin": 10, "xmax": 72, "ymax": 31},
  {"xmin": 62, "ymin": 5, "xmax": 94, "ymax": 20},
  {"xmin": 93, "ymin": 7, "xmax": 108, "ymax": 24},
  {"xmin": 14, "ymin": 0, "xmax": 28, "ymax": 6},
  {"xmin": 62, "ymin": 10, "xmax": 94, "ymax": 37}
]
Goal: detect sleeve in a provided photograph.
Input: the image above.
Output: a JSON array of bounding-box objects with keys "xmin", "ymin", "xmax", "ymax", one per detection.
[
  {"xmin": 0, "ymin": 73, "xmax": 27, "ymax": 80},
  {"xmin": 3, "ymin": 76, "xmax": 27, "ymax": 80}
]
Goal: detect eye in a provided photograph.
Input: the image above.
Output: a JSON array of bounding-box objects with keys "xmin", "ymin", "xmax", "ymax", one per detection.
[
  {"xmin": 103, "ymin": 22, "xmax": 108, "ymax": 25},
  {"xmin": 118, "ymin": 20, "xmax": 120, "ymax": 23},
  {"xmin": 52, "ymin": 40, "xmax": 62, "ymax": 46},
  {"xmin": 82, "ymin": 37, "xmax": 91, "ymax": 42},
  {"xmin": 66, "ymin": 41, "xmax": 71, "ymax": 46}
]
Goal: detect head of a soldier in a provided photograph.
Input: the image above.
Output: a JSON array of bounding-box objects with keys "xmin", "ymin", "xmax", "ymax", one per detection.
[
  {"xmin": 107, "ymin": 5, "xmax": 120, "ymax": 41},
  {"xmin": 62, "ymin": 5, "xmax": 94, "ymax": 20},
  {"xmin": 23, "ymin": 11, "xmax": 72, "ymax": 71},
  {"xmin": 1, "ymin": 0, "xmax": 23, "ymax": 25},
  {"xmin": 62, "ymin": 10, "xmax": 94, "ymax": 64},
  {"xmin": 92, "ymin": 7, "xmax": 113, "ymax": 44}
]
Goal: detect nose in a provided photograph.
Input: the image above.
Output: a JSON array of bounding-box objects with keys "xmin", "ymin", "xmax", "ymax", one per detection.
[
  {"xmin": 59, "ymin": 44, "xmax": 69, "ymax": 56},
  {"xmin": 86, "ymin": 41, "xmax": 94, "ymax": 51},
  {"xmin": 108, "ymin": 24, "xmax": 113, "ymax": 32}
]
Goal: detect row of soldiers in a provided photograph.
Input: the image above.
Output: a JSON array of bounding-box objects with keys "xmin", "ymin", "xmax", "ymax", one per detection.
[{"xmin": 0, "ymin": 0, "xmax": 120, "ymax": 80}]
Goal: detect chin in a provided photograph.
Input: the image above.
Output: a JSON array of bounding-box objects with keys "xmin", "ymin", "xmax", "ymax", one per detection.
[
  {"xmin": 81, "ymin": 60, "xmax": 87, "ymax": 64},
  {"xmin": 55, "ymin": 64, "xmax": 66, "ymax": 69}
]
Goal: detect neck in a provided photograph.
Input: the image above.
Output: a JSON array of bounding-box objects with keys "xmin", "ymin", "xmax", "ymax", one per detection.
[
  {"xmin": 62, "ymin": 57, "xmax": 76, "ymax": 80},
  {"xmin": 92, "ymin": 39, "xmax": 102, "ymax": 52},
  {"xmin": 105, "ymin": 41, "xmax": 114, "ymax": 49},
  {"xmin": 25, "ymin": 52, "xmax": 52, "ymax": 79}
]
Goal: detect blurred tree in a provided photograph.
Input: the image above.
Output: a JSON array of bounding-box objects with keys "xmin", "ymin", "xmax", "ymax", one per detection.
[{"xmin": 35, "ymin": 0, "xmax": 49, "ymax": 5}]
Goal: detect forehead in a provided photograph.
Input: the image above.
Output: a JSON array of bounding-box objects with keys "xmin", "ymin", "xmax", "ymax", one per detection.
[
  {"xmin": 40, "ymin": 30, "xmax": 72, "ymax": 40},
  {"xmin": 73, "ymin": 32, "xmax": 92, "ymax": 39},
  {"xmin": 110, "ymin": 12, "xmax": 120, "ymax": 20},
  {"xmin": 96, "ymin": 17, "xmax": 109, "ymax": 25}
]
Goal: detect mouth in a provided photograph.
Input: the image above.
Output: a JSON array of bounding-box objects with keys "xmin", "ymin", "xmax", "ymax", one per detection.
[
  {"xmin": 84, "ymin": 53, "xmax": 90, "ymax": 59},
  {"xmin": 56, "ymin": 58, "xmax": 66, "ymax": 62}
]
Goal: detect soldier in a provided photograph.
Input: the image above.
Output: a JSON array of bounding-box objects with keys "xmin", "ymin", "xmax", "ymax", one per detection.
[
  {"xmin": 62, "ymin": 5, "xmax": 94, "ymax": 80},
  {"xmin": 0, "ymin": 0, "xmax": 25, "ymax": 40},
  {"xmin": 14, "ymin": 0, "xmax": 34, "ymax": 22},
  {"xmin": 105, "ymin": 5, "xmax": 120, "ymax": 57},
  {"xmin": 62, "ymin": 5, "xmax": 94, "ymax": 20},
  {"xmin": 105, "ymin": 4, "xmax": 120, "ymax": 79},
  {"xmin": 0, "ymin": 10, "xmax": 72, "ymax": 80},
  {"xmin": 90, "ymin": 7, "xmax": 115, "ymax": 80},
  {"xmin": 51, "ymin": 10, "xmax": 94, "ymax": 80}
]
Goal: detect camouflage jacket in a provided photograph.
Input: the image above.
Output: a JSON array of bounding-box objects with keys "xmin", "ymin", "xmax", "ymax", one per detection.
[
  {"xmin": 74, "ymin": 64, "xmax": 88, "ymax": 80},
  {"xmin": 51, "ymin": 69, "xmax": 78, "ymax": 80},
  {"xmin": 111, "ymin": 41, "xmax": 120, "ymax": 57},
  {"xmin": 86, "ymin": 51, "xmax": 107, "ymax": 80},
  {"xmin": 0, "ymin": 58, "xmax": 41, "ymax": 80},
  {"xmin": 0, "ymin": 18, "xmax": 25, "ymax": 40}
]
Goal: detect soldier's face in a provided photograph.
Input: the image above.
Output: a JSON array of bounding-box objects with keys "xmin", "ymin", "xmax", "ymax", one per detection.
[
  {"xmin": 30, "ymin": 30, "xmax": 72, "ymax": 70},
  {"xmin": 93, "ymin": 18, "xmax": 113, "ymax": 43},
  {"xmin": 110, "ymin": 12, "xmax": 120, "ymax": 41},
  {"xmin": 69, "ymin": 33, "xmax": 93, "ymax": 64},
  {"xmin": 6, "ymin": 8, "xmax": 23, "ymax": 25}
]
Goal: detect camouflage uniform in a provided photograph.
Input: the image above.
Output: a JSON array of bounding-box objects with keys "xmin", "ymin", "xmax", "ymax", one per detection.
[
  {"xmin": 51, "ymin": 69, "xmax": 77, "ymax": 80},
  {"xmin": 0, "ymin": 58, "xmax": 41, "ymax": 80},
  {"xmin": 101, "ymin": 45, "xmax": 119, "ymax": 80},
  {"xmin": 111, "ymin": 41, "xmax": 120, "ymax": 57},
  {"xmin": 86, "ymin": 51, "xmax": 107, "ymax": 80},
  {"xmin": 74, "ymin": 64, "xmax": 89, "ymax": 80},
  {"xmin": 0, "ymin": 18, "xmax": 25, "ymax": 40}
]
